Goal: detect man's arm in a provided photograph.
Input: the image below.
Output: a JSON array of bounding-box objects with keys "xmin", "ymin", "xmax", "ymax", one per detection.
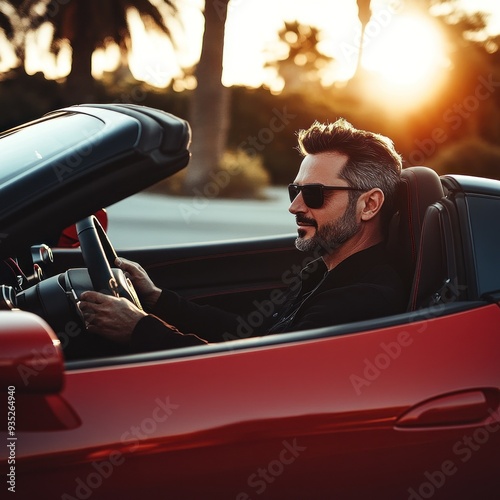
[
  {"xmin": 79, "ymin": 291, "xmax": 208, "ymax": 351},
  {"xmin": 116, "ymin": 257, "xmax": 244, "ymax": 342},
  {"xmin": 131, "ymin": 315, "xmax": 207, "ymax": 352},
  {"xmin": 149, "ymin": 289, "xmax": 251, "ymax": 342}
]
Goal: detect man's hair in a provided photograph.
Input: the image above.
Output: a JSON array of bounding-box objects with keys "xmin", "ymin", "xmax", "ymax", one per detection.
[{"xmin": 296, "ymin": 118, "xmax": 402, "ymax": 230}]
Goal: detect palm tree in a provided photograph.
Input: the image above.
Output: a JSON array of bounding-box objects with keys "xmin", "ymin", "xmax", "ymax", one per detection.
[
  {"xmin": 0, "ymin": 4, "xmax": 13, "ymax": 41},
  {"xmin": 0, "ymin": 6, "xmax": 13, "ymax": 67},
  {"xmin": 4, "ymin": 0, "xmax": 231, "ymax": 194},
  {"xmin": 0, "ymin": 1, "xmax": 27, "ymax": 71},
  {"xmin": 184, "ymin": 0, "xmax": 230, "ymax": 193},
  {"xmin": 265, "ymin": 21, "xmax": 333, "ymax": 93},
  {"xmin": 15, "ymin": 0, "xmax": 177, "ymax": 102},
  {"xmin": 354, "ymin": 0, "xmax": 371, "ymax": 79}
]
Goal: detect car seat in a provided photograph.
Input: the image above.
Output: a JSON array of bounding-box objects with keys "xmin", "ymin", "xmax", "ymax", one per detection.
[{"xmin": 387, "ymin": 166, "xmax": 448, "ymax": 310}]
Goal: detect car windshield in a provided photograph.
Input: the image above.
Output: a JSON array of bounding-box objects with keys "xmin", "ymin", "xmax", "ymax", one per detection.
[{"xmin": 0, "ymin": 112, "xmax": 104, "ymax": 185}]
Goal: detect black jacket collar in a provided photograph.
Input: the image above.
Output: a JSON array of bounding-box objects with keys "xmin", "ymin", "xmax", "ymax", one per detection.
[{"xmin": 301, "ymin": 242, "xmax": 390, "ymax": 293}]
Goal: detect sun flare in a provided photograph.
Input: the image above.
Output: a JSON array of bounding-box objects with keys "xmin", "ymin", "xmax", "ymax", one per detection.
[{"xmin": 361, "ymin": 13, "xmax": 449, "ymax": 101}]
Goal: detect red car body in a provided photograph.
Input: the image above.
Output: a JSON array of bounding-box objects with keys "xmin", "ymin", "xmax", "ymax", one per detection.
[{"xmin": 1, "ymin": 105, "xmax": 499, "ymax": 499}]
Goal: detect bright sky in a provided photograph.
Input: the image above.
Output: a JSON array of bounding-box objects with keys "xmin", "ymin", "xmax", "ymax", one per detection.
[
  {"xmin": 221, "ymin": 0, "xmax": 500, "ymax": 88},
  {"xmin": 3, "ymin": 0, "xmax": 500, "ymax": 97}
]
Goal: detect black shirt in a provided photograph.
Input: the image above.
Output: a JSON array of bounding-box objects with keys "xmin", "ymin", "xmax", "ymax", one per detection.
[{"xmin": 131, "ymin": 243, "xmax": 407, "ymax": 352}]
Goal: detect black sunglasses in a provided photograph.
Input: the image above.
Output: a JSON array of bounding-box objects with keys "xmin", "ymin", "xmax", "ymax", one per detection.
[{"xmin": 288, "ymin": 183, "xmax": 367, "ymax": 209}]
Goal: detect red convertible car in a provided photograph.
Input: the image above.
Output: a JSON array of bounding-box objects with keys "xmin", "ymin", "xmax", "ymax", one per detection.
[{"xmin": 1, "ymin": 104, "xmax": 499, "ymax": 499}]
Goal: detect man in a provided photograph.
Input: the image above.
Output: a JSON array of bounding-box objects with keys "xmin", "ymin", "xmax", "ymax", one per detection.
[{"xmin": 79, "ymin": 118, "xmax": 407, "ymax": 352}]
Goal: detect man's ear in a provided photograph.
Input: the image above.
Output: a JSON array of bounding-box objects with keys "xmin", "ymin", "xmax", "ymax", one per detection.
[{"xmin": 359, "ymin": 188, "xmax": 384, "ymax": 221}]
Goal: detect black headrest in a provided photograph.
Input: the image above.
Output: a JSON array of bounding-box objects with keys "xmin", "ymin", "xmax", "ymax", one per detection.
[{"xmin": 388, "ymin": 166, "xmax": 444, "ymax": 288}]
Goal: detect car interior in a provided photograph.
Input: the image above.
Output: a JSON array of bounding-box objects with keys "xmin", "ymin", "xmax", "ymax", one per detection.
[
  {"xmin": 389, "ymin": 165, "xmax": 461, "ymax": 309},
  {"xmin": 0, "ymin": 161, "xmax": 480, "ymax": 367},
  {"xmin": 0, "ymin": 102, "xmax": 485, "ymax": 367},
  {"xmin": 54, "ymin": 165, "xmax": 485, "ymax": 368}
]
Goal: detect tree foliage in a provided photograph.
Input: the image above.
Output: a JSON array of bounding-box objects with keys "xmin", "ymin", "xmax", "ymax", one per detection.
[
  {"xmin": 1, "ymin": 0, "xmax": 177, "ymax": 101},
  {"xmin": 265, "ymin": 21, "xmax": 333, "ymax": 92},
  {"xmin": 0, "ymin": 0, "xmax": 499, "ymax": 188}
]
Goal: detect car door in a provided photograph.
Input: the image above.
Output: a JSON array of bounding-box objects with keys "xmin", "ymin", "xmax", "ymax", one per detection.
[{"xmin": 5, "ymin": 298, "xmax": 500, "ymax": 500}]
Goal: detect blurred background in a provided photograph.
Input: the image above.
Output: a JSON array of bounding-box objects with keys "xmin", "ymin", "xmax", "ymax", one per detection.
[{"xmin": 1, "ymin": 0, "xmax": 499, "ymax": 245}]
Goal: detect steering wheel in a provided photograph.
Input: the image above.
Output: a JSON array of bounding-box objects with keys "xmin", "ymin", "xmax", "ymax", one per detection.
[
  {"xmin": 75, "ymin": 215, "xmax": 142, "ymax": 309},
  {"xmin": 18, "ymin": 216, "xmax": 143, "ymax": 360}
]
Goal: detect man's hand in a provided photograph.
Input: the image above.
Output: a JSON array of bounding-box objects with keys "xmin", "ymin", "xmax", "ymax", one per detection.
[
  {"xmin": 115, "ymin": 257, "xmax": 162, "ymax": 310},
  {"xmin": 79, "ymin": 291, "xmax": 147, "ymax": 344}
]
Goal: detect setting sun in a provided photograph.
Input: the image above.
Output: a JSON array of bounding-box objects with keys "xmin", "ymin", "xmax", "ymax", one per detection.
[{"xmin": 360, "ymin": 13, "xmax": 449, "ymax": 102}]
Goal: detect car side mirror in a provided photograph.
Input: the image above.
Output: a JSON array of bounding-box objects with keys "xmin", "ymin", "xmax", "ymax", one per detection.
[{"xmin": 0, "ymin": 311, "xmax": 64, "ymax": 393}]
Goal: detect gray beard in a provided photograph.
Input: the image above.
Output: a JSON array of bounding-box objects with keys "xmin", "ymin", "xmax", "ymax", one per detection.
[{"xmin": 295, "ymin": 201, "xmax": 360, "ymax": 255}]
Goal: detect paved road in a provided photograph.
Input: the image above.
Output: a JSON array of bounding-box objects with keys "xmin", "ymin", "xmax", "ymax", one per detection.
[{"xmin": 105, "ymin": 187, "xmax": 296, "ymax": 249}]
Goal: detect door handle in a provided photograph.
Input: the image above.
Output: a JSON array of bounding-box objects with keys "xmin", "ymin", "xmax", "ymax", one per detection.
[{"xmin": 395, "ymin": 388, "xmax": 500, "ymax": 428}]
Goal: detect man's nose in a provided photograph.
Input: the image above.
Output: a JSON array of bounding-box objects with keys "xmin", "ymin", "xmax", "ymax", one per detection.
[{"xmin": 289, "ymin": 192, "xmax": 306, "ymax": 214}]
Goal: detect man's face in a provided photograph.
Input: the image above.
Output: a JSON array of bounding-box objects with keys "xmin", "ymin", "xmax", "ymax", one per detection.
[{"xmin": 289, "ymin": 152, "xmax": 360, "ymax": 255}]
